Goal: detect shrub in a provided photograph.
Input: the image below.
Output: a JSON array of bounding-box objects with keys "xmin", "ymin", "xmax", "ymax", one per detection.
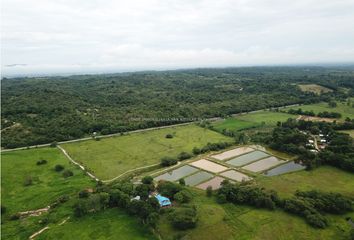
[
  {"xmin": 1, "ymin": 205, "xmax": 6, "ymax": 214},
  {"xmin": 206, "ymin": 186, "xmax": 213, "ymax": 197},
  {"xmin": 165, "ymin": 134, "xmax": 173, "ymax": 139},
  {"xmin": 192, "ymin": 147, "xmax": 201, "ymax": 155},
  {"xmin": 161, "ymin": 157, "xmax": 178, "ymax": 166},
  {"xmin": 305, "ymin": 213, "xmax": 328, "ymax": 228},
  {"xmin": 174, "ymin": 190, "xmax": 192, "ymax": 203},
  {"xmin": 217, "ymin": 194, "xmax": 227, "ymax": 204},
  {"xmin": 23, "ymin": 176, "xmax": 33, "ymax": 186},
  {"xmin": 79, "ymin": 190, "xmax": 89, "ymax": 198},
  {"xmin": 142, "ymin": 176, "xmax": 153, "ymax": 184},
  {"xmin": 157, "ymin": 181, "xmax": 182, "ymax": 199},
  {"xmin": 58, "ymin": 195, "xmax": 69, "ymax": 203},
  {"xmin": 169, "ymin": 205, "xmax": 198, "ymax": 230},
  {"xmin": 179, "ymin": 178, "xmax": 185, "ymax": 186},
  {"xmin": 73, "ymin": 200, "xmax": 88, "ymax": 217},
  {"xmin": 178, "ymin": 152, "xmax": 192, "ymax": 161},
  {"xmin": 62, "ymin": 170, "xmax": 74, "ymax": 178},
  {"xmin": 10, "ymin": 213, "xmax": 21, "ymax": 220},
  {"xmin": 50, "ymin": 142, "xmax": 57, "ymax": 147},
  {"xmin": 36, "ymin": 159, "xmax": 48, "ymax": 165},
  {"xmin": 54, "ymin": 164, "xmax": 64, "ymax": 172}
]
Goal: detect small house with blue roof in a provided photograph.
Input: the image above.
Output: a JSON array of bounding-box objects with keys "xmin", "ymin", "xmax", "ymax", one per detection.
[{"xmin": 155, "ymin": 194, "xmax": 171, "ymax": 207}]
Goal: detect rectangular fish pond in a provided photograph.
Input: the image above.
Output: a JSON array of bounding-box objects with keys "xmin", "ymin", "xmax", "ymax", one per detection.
[
  {"xmin": 226, "ymin": 150, "xmax": 269, "ymax": 167},
  {"xmin": 184, "ymin": 171, "xmax": 214, "ymax": 186},
  {"xmin": 211, "ymin": 147, "xmax": 255, "ymax": 160},
  {"xmin": 220, "ymin": 170, "xmax": 252, "ymax": 182},
  {"xmin": 154, "ymin": 165, "xmax": 199, "ymax": 182},
  {"xmin": 196, "ymin": 176, "xmax": 227, "ymax": 190},
  {"xmin": 242, "ymin": 156, "xmax": 285, "ymax": 172},
  {"xmin": 263, "ymin": 161, "xmax": 306, "ymax": 176}
]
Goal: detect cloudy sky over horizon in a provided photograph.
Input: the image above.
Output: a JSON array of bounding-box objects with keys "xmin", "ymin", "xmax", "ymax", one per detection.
[{"xmin": 2, "ymin": 0, "xmax": 354, "ymax": 76}]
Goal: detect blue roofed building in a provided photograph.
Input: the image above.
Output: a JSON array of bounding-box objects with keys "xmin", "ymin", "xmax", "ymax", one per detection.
[{"xmin": 155, "ymin": 194, "xmax": 171, "ymax": 207}]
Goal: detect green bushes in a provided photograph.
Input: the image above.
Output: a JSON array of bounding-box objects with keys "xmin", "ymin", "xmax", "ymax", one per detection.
[
  {"xmin": 177, "ymin": 152, "xmax": 192, "ymax": 161},
  {"xmin": 36, "ymin": 159, "xmax": 48, "ymax": 165},
  {"xmin": 168, "ymin": 205, "xmax": 198, "ymax": 230},
  {"xmin": 54, "ymin": 164, "xmax": 64, "ymax": 172},
  {"xmin": 157, "ymin": 181, "xmax": 182, "ymax": 199},
  {"xmin": 161, "ymin": 157, "xmax": 178, "ymax": 166},
  {"xmin": 62, "ymin": 170, "xmax": 74, "ymax": 178},
  {"xmin": 174, "ymin": 190, "xmax": 192, "ymax": 203},
  {"xmin": 165, "ymin": 134, "xmax": 174, "ymax": 139},
  {"xmin": 192, "ymin": 142, "xmax": 232, "ymax": 155}
]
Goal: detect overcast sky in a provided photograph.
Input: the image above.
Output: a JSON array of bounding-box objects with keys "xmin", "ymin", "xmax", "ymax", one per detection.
[{"xmin": 1, "ymin": 0, "xmax": 354, "ymax": 76}]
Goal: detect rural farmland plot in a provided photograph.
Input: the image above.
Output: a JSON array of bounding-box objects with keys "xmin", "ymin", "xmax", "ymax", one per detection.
[
  {"xmin": 154, "ymin": 165, "xmax": 199, "ymax": 182},
  {"xmin": 220, "ymin": 170, "xmax": 252, "ymax": 182},
  {"xmin": 196, "ymin": 176, "xmax": 227, "ymax": 190},
  {"xmin": 211, "ymin": 147, "xmax": 255, "ymax": 160},
  {"xmin": 226, "ymin": 150, "xmax": 269, "ymax": 167},
  {"xmin": 184, "ymin": 171, "xmax": 213, "ymax": 186},
  {"xmin": 190, "ymin": 159, "xmax": 228, "ymax": 173},
  {"xmin": 242, "ymin": 156, "xmax": 285, "ymax": 172}
]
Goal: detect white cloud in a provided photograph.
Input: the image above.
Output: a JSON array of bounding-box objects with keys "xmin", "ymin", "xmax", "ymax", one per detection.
[{"xmin": 1, "ymin": 0, "xmax": 354, "ymax": 76}]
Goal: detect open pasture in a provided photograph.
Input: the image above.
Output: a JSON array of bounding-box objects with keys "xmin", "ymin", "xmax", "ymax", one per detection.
[
  {"xmin": 211, "ymin": 146, "xmax": 254, "ymax": 160},
  {"xmin": 242, "ymin": 156, "xmax": 285, "ymax": 172},
  {"xmin": 226, "ymin": 150, "xmax": 269, "ymax": 167},
  {"xmin": 184, "ymin": 171, "xmax": 213, "ymax": 186},
  {"xmin": 1, "ymin": 148, "xmax": 93, "ymax": 215},
  {"xmin": 154, "ymin": 165, "xmax": 199, "ymax": 182},
  {"xmin": 212, "ymin": 118, "xmax": 259, "ymax": 132},
  {"xmin": 196, "ymin": 176, "xmax": 227, "ymax": 190},
  {"xmin": 61, "ymin": 125, "xmax": 232, "ymax": 180},
  {"xmin": 220, "ymin": 170, "xmax": 252, "ymax": 182},
  {"xmin": 284, "ymin": 101, "xmax": 354, "ymax": 120},
  {"xmin": 190, "ymin": 159, "xmax": 228, "ymax": 173},
  {"xmin": 263, "ymin": 161, "xmax": 305, "ymax": 176},
  {"xmin": 235, "ymin": 111, "xmax": 295, "ymax": 126}
]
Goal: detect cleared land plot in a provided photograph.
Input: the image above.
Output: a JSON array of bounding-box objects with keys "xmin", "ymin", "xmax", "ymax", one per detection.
[
  {"xmin": 190, "ymin": 159, "xmax": 228, "ymax": 173},
  {"xmin": 196, "ymin": 176, "xmax": 226, "ymax": 190},
  {"xmin": 220, "ymin": 170, "xmax": 252, "ymax": 182},
  {"xmin": 212, "ymin": 118, "xmax": 259, "ymax": 132},
  {"xmin": 235, "ymin": 111, "xmax": 296, "ymax": 126},
  {"xmin": 1, "ymin": 148, "xmax": 93, "ymax": 215},
  {"xmin": 263, "ymin": 161, "xmax": 305, "ymax": 176},
  {"xmin": 298, "ymin": 84, "xmax": 333, "ymax": 94},
  {"xmin": 184, "ymin": 171, "xmax": 213, "ymax": 186},
  {"xmin": 154, "ymin": 165, "xmax": 198, "ymax": 182},
  {"xmin": 242, "ymin": 156, "xmax": 285, "ymax": 172},
  {"xmin": 62, "ymin": 125, "xmax": 232, "ymax": 180},
  {"xmin": 284, "ymin": 101, "xmax": 354, "ymax": 120},
  {"xmin": 211, "ymin": 147, "xmax": 255, "ymax": 160},
  {"xmin": 226, "ymin": 150, "xmax": 269, "ymax": 167},
  {"xmin": 298, "ymin": 115, "xmax": 336, "ymax": 123}
]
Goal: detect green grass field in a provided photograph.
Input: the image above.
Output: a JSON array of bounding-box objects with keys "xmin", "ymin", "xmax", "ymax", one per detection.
[
  {"xmin": 157, "ymin": 185, "xmax": 354, "ymax": 240},
  {"xmin": 37, "ymin": 209, "xmax": 156, "ymax": 240},
  {"xmin": 212, "ymin": 118, "xmax": 260, "ymax": 132},
  {"xmin": 257, "ymin": 166, "xmax": 354, "ymax": 198},
  {"xmin": 1, "ymin": 148, "xmax": 94, "ymax": 215},
  {"xmin": 284, "ymin": 101, "xmax": 354, "ymax": 119},
  {"xmin": 236, "ymin": 111, "xmax": 295, "ymax": 126},
  {"xmin": 211, "ymin": 111, "xmax": 295, "ymax": 132},
  {"xmin": 62, "ymin": 125, "xmax": 232, "ymax": 180}
]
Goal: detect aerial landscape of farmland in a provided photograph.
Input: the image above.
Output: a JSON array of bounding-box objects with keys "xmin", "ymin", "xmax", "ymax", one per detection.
[{"xmin": 1, "ymin": 0, "xmax": 354, "ymax": 239}]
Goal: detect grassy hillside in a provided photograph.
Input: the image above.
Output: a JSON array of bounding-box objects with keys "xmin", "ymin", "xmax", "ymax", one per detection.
[
  {"xmin": 338, "ymin": 130, "xmax": 354, "ymax": 138},
  {"xmin": 62, "ymin": 125, "xmax": 232, "ymax": 180},
  {"xmin": 1, "ymin": 148, "xmax": 94, "ymax": 215}
]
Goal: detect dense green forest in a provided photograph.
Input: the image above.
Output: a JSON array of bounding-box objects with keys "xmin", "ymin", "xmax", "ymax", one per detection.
[{"xmin": 2, "ymin": 66, "xmax": 354, "ymax": 148}]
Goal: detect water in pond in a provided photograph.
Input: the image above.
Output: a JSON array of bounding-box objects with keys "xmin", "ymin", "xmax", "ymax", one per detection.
[
  {"xmin": 184, "ymin": 171, "xmax": 213, "ymax": 186},
  {"xmin": 226, "ymin": 150, "xmax": 269, "ymax": 167},
  {"xmin": 242, "ymin": 156, "xmax": 284, "ymax": 172},
  {"xmin": 154, "ymin": 165, "xmax": 199, "ymax": 182},
  {"xmin": 220, "ymin": 170, "xmax": 252, "ymax": 181},
  {"xmin": 263, "ymin": 161, "xmax": 306, "ymax": 176}
]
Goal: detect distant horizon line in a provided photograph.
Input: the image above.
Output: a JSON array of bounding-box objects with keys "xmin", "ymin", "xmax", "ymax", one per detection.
[{"xmin": 2, "ymin": 61, "xmax": 354, "ymax": 79}]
